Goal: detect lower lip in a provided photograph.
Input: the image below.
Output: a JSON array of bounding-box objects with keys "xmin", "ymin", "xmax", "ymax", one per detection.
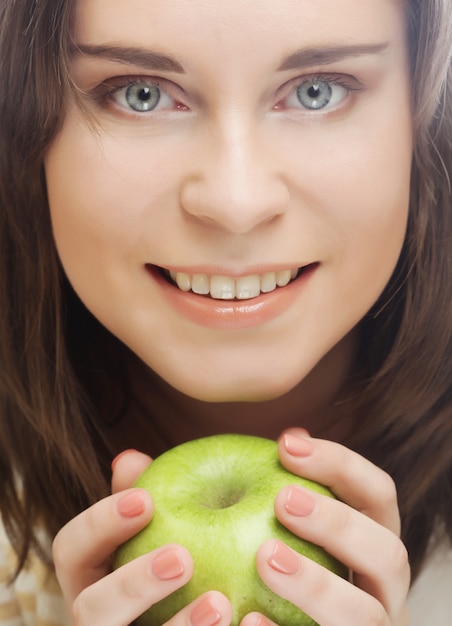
[{"xmin": 147, "ymin": 265, "xmax": 318, "ymax": 330}]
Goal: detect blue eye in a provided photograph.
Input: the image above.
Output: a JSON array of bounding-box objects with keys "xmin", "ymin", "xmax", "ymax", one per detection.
[
  {"xmin": 282, "ymin": 77, "xmax": 351, "ymax": 112},
  {"xmin": 123, "ymin": 83, "xmax": 161, "ymax": 112},
  {"xmin": 296, "ymin": 80, "xmax": 333, "ymax": 110},
  {"xmin": 108, "ymin": 80, "xmax": 176, "ymax": 114}
]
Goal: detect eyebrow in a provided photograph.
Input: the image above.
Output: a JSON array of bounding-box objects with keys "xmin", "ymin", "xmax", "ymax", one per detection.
[
  {"xmin": 277, "ymin": 42, "xmax": 390, "ymax": 71},
  {"xmin": 71, "ymin": 43, "xmax": 186, "ymax": 73},
  {"xmin": 71, "ymin": 41, "xmax": 389, "ymax": 75}
]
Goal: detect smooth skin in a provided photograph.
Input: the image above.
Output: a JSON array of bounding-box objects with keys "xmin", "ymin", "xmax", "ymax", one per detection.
[{"xmin": 49, "ymin": 0, "xmax": 412, "ymax": 623}]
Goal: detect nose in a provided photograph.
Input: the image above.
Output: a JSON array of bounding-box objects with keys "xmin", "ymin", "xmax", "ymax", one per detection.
[{"xmin": 180, "ymin": 123, "xmax": 289, "ymax": 234}]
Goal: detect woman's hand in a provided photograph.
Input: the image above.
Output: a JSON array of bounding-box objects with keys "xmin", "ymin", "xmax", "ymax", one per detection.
[
  {"xmin": 247, "ymin": 429, "xmax": 411, "ymax": 626},
  {"xmin": 53, "ymin": 449, "xmax": 232, "ymax": 626}
]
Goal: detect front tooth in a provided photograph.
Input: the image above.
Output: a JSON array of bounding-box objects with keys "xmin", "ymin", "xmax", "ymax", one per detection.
[
  {"xmin": 276, "ymin": 269, "xmax": 292, "ymax": 287},
  {"xmin": 191, "ymin": 274, "xmax": 210, "ymax": 295},
  {"xmin": 210, "ymin": 275, "xmax": 236, "ymax": 300},
  {"xmin": 261, "ymin": 272, "xmax": 277, "ymax": 293},
  {"xmin": 175, "ymin": 272, "xmax": 192, "ymax": 292},
  {"xmin": 169, "ymin": 267, "xmax": 298, "ymax": 298},
  {"xmin": 236, "ymin": 275, "xmax": 260, "ymax": 300}
]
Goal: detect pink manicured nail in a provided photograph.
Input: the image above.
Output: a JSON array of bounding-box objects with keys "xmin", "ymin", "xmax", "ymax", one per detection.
[
  {"xmin": 285, "ymin": 486, "xmax": 315, "ymax": 517},
  {"xmin": 283, "ymin": 433, "xmax": 313, "ymax": 457},
  {"xmin": 117, "ymin": 490, "xmax": 146, "ymax": 518},
  {"xmin": 151, "ymin": 547, "xmax": 185, "ymax": 581},
  {"xmin": 190, "ymin": 596, "xmax": 222, "ymax": 626},
  {"xmin": 268, "ymin": 541, "xmax": 300, "ymax": 575}
]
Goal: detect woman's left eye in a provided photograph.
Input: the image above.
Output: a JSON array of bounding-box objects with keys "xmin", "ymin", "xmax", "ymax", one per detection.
[
  {"xmin": 279, "ymin": 77, "xmax": 353, "ymax": 112},
  {"xmin": 105, "ymin": 80, "xmax": 181, "ymax": 113}
]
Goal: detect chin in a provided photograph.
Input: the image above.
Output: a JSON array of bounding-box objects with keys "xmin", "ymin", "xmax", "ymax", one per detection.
[{"xmin": 169, "ymin": 372, "xmax": 301, "ymax": 404}]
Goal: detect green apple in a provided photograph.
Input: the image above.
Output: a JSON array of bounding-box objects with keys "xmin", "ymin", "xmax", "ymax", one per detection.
[{"xmin": 115, "ymin": 434, "xmax": 346, "ymax": 626}]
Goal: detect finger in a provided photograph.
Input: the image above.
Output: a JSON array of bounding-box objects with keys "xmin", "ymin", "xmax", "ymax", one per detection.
[
  {"xmin": 257, "ymin": 539, "xmax": 392, "ymax": 626},
  {"xmin": 274, "ymin": 485, "xmax": 410, "ymax": 618},
  {"xmin": 278, "ymin": 430, "xmax": 401, "ymax": 535},
  {"xmin": 167, "ymin": 591, "xmax": 233, "ymax": 626},
  {"xmin": 111, "ymin": 449, "xmax": 153, "ymax": 493},
  {"xmin": 53, "ymin": 488, "xmax": 153, "ymax": 605},
  {"xmin": 240, "ymin": 613, "xmax": 277, "ymax": 626},
  {"xmin": 72, "ymin": 544, "xmax": 195, "ymax": 626}
]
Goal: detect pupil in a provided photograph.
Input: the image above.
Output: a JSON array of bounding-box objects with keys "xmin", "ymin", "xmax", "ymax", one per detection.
[
  {"xmin": 308, "ymin": 85, "xmax": 321, "ymax": 99},
  {"xmin": 139, "ymin": 87, "xmax": 151, "ymax": 101},
  {"xmin": 126, "ymin": 84, "xmax": 160, "ymax": 112}
]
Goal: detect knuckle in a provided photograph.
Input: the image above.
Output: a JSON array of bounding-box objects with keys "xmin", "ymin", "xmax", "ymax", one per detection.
[
  {"xmin": 387, "ymin": 536, "xmax": 410, "ymax": 581},
  {"xmin": 330, "ymin": 442, "xmax": 350, "ymax": 476},
  {"xmin": 375, "ymin": 472, "xmax": 398, "ymax": 508},
  {"xmin": 331, "ymin": 443, "xmax": 360, "ymax": 487},
  {"xmin": 52, "ymin": 531, "xmax": 67, "ymax": 570},
  {"xmin": 304, "ymin": 564, "xmax": 330, "ymax": 603},
  {"xmin": 84, "ymin": 502, "xmax": 103, "ymax": 538},
  {"xmin": 363, "ymin": 598, "xmax": 387, "ymax": 626},
  {"xmin": 71, "ymin": 590, "xmax": 90, "ymax": 626},
  {"xmin": 82, "ymin": 499, "xmax": 115, "ymax": 547},
  {"xmin": 326, "ymin": 499, "xmax": 352, "ymax": 537},
  {"xmin": 116, "ymin": 562, "xmax": 144, "ymax": 601}
]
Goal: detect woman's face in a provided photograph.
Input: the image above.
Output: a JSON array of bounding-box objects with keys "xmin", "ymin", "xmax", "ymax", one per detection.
[{"xmin": 45, "ymin": 0, "xmax": 412, "ymax": 402}]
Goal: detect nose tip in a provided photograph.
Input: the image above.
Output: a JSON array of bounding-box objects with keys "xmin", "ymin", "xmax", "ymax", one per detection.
[
  {"xmin": 180, "ymin": 173, "xmax": 288, "ymax": 234},
  {"xmin": 179, "ymin": 134, "xmax": 289, "ymax": 234}
]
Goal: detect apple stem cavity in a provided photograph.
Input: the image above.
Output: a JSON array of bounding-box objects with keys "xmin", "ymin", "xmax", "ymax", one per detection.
[{"xmin": 201, "ymin": 485, "xmax": 247, "ymax": 510}]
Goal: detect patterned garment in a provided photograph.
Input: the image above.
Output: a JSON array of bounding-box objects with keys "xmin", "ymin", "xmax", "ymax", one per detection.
[
  {"xmin": 0, "ymin": 522, "xmax": 69, "ymax": 626},
  {"xmin": 1, "ymin": 517, "xmax": 452, "ymax": 625}
]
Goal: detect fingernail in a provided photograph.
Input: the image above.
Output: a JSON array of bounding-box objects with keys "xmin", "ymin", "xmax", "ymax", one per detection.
[
  {"xmin": 152, "ymin": 547, "xmax": 185, "ymax": 581},
  {"xmin": 268, "ymin": 541, "xmax": 300, "ymax": 575},
  {"xmin": 111, "ymin": 449, "xmax": 138, "ymax": 471},
  {"xmin": 285, "ymin": 486, "xmax": 315, "ymax": 517},
  {"xmin": 283, "ymin": 433, "xmax": 313, "ymax": 457},
  {"xmin": 190, "ymin": 596, "xmax": 222, "ymax": 626},
  {"xmin": 117, "ymin": 490, "xmax": 146, "ymax": 518}
]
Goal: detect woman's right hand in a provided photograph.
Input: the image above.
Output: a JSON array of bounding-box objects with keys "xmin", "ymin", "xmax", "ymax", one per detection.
[{"xmin": 53, "ymin": 449, "xmax": 233, "ymax": 626}]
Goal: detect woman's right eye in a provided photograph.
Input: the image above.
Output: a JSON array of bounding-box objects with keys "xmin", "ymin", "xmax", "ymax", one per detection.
[
  {"xmin": 116, "ymin": 82, "xmax": 163, "ymax": 112},
  {"xmin": 97, "ymin": 78, "xmax": 188, "ymax": 115}
]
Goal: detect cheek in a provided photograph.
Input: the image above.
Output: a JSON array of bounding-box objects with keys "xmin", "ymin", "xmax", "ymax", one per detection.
[
  {"xmin": 45, "ymin": 129, "xmax": 168, "ymax": 268},
  {"xmin": 294, "ymin": 121, "xmax": 412, "ymax": 319},
  {"xmin": 305, "ymin": 108, "xmax": 411, "ymax": 256}
]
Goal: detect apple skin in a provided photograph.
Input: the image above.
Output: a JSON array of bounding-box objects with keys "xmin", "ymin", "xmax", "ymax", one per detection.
[{"xmin": 114, "ymin": 434, "xmax": 347, "ymax": 626}]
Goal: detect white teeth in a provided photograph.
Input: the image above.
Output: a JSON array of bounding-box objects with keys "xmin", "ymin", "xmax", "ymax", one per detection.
[
  {"xmin": 276, "ymin": 269, "xmax": 292, "ymax": 287},
  {"xmin": 210, "ymin": 275, "xmax": 235, "ymax": 300},
  {"xmin": 261, "ymin": 272, "xmax": 277, "ymax": 293},
  {"xmin": 236, "ymin": 274, "xmax": 261, "ymax": 300},
  {"xmin": 191, "ymin": 274, "xmax": 210, "ymax": 295},
  {"xmin": 167, "ymin": 268, "xmax": 300, "ymax": 300},
  {"xmin": 175, "ymin": 272, "xmax": 191, "ymax": 292}
]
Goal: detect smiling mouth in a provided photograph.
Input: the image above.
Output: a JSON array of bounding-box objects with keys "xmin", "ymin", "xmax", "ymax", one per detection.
[{"xmin": 155, "ymin": 266, "xmax": 313, "ymax": 301}]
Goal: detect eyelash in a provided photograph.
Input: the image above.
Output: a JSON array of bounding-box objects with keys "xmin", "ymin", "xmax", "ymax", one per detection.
[
  {"xmin": 275, "ymin": 73, "xmax": 363, "ymax": 112},
  {"xmin": 91, "ymin": 73, "xmax": 363, "ymax": 118},
  {"xmin": 91, "ymin": 76, "xmax": 188, "ymax": 117}
]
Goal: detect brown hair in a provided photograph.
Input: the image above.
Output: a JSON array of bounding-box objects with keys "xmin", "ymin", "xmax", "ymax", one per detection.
[{"xmin": 0, "ymin": 0, "xmax": 451, "ymax": 582}]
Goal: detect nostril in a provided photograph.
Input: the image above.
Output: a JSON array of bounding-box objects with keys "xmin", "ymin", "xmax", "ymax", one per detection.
[{"xmin": 180, "ymin": 168, "xmax": 289, "ymax": 235}]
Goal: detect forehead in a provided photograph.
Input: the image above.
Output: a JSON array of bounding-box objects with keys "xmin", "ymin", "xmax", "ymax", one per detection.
[{"xmin": 72, "ymin": 0, "xmax": 407, "ymax": 61}]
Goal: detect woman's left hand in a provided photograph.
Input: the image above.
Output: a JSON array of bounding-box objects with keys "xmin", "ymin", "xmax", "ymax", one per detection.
[{"xmin": 244, "ymin": 428, "xmax": 410, "ymax": 626}]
